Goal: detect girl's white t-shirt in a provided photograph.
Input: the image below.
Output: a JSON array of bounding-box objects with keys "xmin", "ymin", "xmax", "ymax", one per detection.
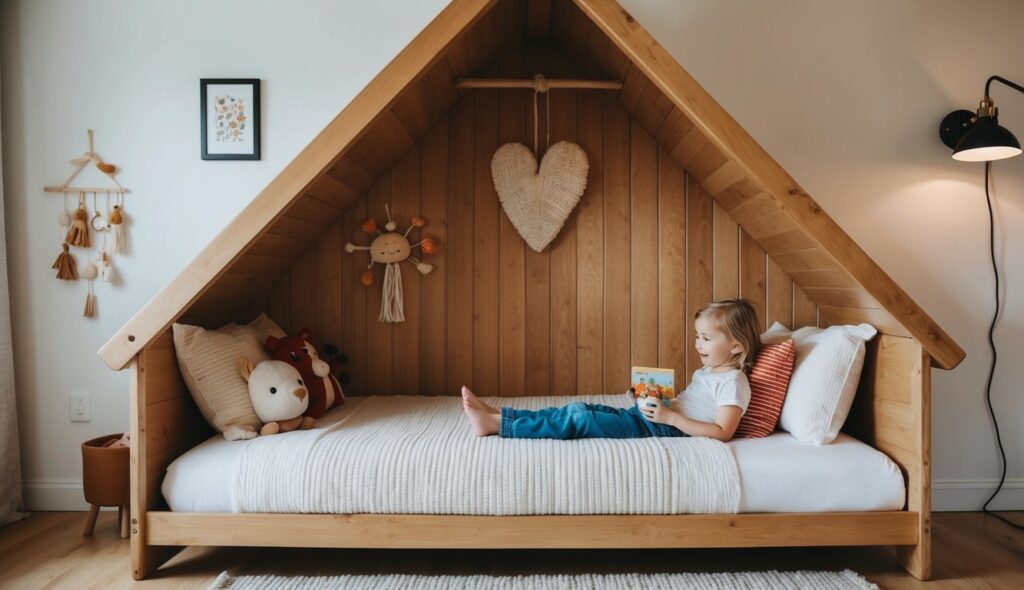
[{"xmin": 674, "ymin": 367, "xmax": 751, "ymax": 424}]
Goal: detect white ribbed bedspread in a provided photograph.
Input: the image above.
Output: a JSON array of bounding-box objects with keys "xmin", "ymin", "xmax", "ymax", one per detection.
[{"xmin": 235, "ymin": 395, "xmax": 741, "ymax": 515}]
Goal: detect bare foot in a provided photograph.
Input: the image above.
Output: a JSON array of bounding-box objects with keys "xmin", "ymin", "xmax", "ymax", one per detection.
[
  {"xmin": 461, "ymin": 386, "xmax": 498, "ymax": 413},
  {"xmin": 464, "ymin": 405, "xmax": 500, "ymax": 436}
]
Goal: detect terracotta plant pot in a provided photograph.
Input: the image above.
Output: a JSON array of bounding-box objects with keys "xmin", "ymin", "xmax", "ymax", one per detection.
[{"xmin": 81, "ymin": 433, "xmax": 130, "ymax": 537}]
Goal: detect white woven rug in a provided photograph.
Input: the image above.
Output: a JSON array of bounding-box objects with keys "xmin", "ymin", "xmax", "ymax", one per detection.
[{"xmin": 209, "ymin": 569, "xmax": 878, "ymax": 589}]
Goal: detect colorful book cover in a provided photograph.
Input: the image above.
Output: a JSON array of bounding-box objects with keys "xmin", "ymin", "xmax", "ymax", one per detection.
[{"xmin": 630, "ymin": 366, "xmax": 676, "ymax": 408}]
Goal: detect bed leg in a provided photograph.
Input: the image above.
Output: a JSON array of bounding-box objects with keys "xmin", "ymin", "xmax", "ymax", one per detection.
[
  {"xmin": 130, "ymin": 355, "xmax": 185, "ymax": 579},
  {"xmin": 131, "ymin": 538, "xmax": 182, "ymax": 580},
  {"xmin": 897, "ymin": 537, "xmax": 931, "ymax": 581},
  {"xmin": 898, "ymin": 345, "xmax": 932, "ymax": 581}
]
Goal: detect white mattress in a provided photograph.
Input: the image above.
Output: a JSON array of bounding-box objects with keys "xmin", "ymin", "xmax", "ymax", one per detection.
[{"xmin": 162, "ymin": 396, "xmax": 905, "ymax": 514}]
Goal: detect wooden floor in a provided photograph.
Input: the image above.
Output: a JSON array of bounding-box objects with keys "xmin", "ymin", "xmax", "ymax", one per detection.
[{"xmin": 0, "ymin": 511, "xmax": 1021, "ymax": 589}]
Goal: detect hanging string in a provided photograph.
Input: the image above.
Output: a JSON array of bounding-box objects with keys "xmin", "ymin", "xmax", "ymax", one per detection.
[
  {"xmin": 100, "ymin": 217, "xmax": 108, "ymax": 253},
  {"xmin": 532, "ymin": 74, "xmax": 551, "ymax": 158},
  {"xmin": 91, "ymin": 191, "xmax": 101, "ymax": 231},
  {"xmin": 101, "ymin": 192, "xmax": 110, "ymax": 257},
  {"xmin": 59, "ymin": 192, "xmax": 71, "ymax": 241}
]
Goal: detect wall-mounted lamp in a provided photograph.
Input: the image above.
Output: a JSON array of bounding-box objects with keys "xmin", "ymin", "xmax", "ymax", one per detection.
[
  {"xmin": 940, "ymin": 75, "xmax": 1023, "ymax": 161},
  {"xmin": 939, "ymin": 74, "xmax": 1023, "ymax": 533}
]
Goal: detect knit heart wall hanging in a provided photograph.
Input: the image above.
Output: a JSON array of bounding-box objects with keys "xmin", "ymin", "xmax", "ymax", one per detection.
[{"xmin": 490, "ymin": 75, "xmax": 589, "ymax": 253}]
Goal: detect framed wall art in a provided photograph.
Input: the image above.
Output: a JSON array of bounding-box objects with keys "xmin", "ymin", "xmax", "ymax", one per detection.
[{"xmin": 200, "ymin": 78, "xmax": 261, "ymax": 160}]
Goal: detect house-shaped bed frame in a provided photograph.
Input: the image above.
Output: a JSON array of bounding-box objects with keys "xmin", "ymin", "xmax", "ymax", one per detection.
[{"xmin": 99, "ymin": 0, "xmax": 964, "ymax": 581}]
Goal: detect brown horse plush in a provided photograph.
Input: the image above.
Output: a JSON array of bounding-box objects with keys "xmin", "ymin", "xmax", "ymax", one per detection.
[{"xmin": 266, "ymin": 328, "xmax": 345, "ymax": 419}]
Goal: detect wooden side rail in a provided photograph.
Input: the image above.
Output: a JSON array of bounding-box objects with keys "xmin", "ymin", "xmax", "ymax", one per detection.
[{"xmin": 146, "ymin": 511, "xmax": 920, "ymax": 548}]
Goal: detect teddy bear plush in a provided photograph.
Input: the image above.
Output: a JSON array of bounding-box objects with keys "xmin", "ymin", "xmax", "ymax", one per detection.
[
  {"xmin": 237, "ymin": 358, "xmax": 316, "ymax": 436},
  {"xmin": 266, "ymin": 328, "xmax": 345, "ymax": 419}
]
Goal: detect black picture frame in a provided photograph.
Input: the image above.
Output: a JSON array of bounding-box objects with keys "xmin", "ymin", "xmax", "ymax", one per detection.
[{"xmin": 200, "ymin": 78, "xmax": 261, "ymax": 160}]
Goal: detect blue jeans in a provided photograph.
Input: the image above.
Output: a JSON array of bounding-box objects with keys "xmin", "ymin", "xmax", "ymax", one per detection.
[{"xmin": 499, "ymin": 402, "xmax": 688, "ymax": 439}]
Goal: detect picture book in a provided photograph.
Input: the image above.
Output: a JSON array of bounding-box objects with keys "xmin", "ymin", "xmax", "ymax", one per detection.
[{"xmin": 630, "ymin": 366, "xmax": 676, "ymax": 408}]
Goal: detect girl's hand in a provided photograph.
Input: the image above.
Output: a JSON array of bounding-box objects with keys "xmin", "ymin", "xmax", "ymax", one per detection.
[{"xmin": 640, "ymin": 402, "xmax": 675, "ymax": 425}]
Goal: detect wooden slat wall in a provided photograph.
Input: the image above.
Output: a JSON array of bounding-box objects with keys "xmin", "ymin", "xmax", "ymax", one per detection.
[
  {"xmin": 419, "ymin": 121, "xmax": 448, "ymax": 395},
  {"xmin": 393, "ymin": 147, "xmax": 423, "ymax": 394},
  {"xmin": 523, "ymin": 45, "xmax": 552, "ymax": 396},
  {"xmin": 263, "ymin": 47, "xmax": 817, "ymax": 397},
  {"xmin": 603, "ymin": 80, "xmax": 631, "ymax": 394},
  {"xmin": 550, "ymin": 50, "xmax": 578, "ymax": 393}
]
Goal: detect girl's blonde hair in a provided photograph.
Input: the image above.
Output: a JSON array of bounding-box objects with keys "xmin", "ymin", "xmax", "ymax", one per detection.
[{"xmin": 695, "ymin": 299, "xmax": 761, "ymax": 372}]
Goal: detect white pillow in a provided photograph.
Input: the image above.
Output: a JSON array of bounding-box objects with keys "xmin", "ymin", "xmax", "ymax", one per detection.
[
  {"xmin": 173, "ymin": 319, "xmax": 277, "ymax": 441},
  {"xmin": 762, "ymin": 321, "xmax": 878, "ymax": 444}
]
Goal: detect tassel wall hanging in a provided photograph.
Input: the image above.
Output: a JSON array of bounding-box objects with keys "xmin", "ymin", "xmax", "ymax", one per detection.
[
  {"xmin": 344, "ymin": 205, "xmax": 438, "ymax": 323},
  {"xmin": 43, "ymin": 130, "xmax": 130, "ymax": 319},
  {"xmin": 65, "ymin": 195, "xmax": 90, "ymax": 248},
  {"xmin": 80, "ymin": 258, "xmax": 98, "ymax": 318},
  {"xmin": 109, "ymin": 204, "xmax": 127, "ymax": 254},
  {"xmin": 51, "ymin": 243, "xmax": 77, "ymax": 280}
]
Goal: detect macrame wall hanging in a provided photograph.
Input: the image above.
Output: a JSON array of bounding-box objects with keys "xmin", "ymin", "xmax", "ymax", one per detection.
[
  {"xmin": 344, "ymin": 205, "xmax": 438, "ymax": 323},
  {"xmin": 487, "ymin": 74, "xmax": 590, "ymax": 253},
  {"xmin": 44, "ymin": 130, "xmax": 130, "ymax": 318}
]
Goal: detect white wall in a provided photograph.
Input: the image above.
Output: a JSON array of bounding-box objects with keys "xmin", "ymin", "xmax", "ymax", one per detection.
[{"xmin": 2, "ymin": 0, "xmax": 1021, "ymax": 511}]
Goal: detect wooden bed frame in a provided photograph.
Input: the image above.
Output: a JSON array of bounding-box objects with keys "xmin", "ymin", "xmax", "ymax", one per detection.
[
  {"xmin": 129, "ymin": 328, "xmax": 932, "ymax": 580},
  {"xmin": 104, "ymin": 0, "xmax": 958, "ymax": 581}
]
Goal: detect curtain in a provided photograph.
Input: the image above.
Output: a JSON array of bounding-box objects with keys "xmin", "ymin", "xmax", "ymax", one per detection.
[{"xmin": 0, "ymin": 66, "xmax": 27, "ymax": 527}]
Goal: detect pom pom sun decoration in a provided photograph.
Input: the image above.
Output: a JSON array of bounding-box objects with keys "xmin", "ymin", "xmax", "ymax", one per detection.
[{"xmin": 345, "ymin": 205, "xmax": 438, "ymax": 323}]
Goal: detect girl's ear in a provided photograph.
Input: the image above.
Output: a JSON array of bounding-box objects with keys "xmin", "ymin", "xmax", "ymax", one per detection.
[{"xmin": 730, "ymin": 341, "xmax": 743, "ymax": 355}]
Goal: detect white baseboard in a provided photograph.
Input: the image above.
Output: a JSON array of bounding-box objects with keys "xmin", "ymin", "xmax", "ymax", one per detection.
[
  {"xmin": 932, "ymin": 478, "xmax": 1024, "ymax": 511},
  {"xmin": 23, "ymin": 478, "xmax": 1024, "ymax": 512},
  {"xmin": 22, "ymin": 479, "xmax": 115, "ymax": 512}
]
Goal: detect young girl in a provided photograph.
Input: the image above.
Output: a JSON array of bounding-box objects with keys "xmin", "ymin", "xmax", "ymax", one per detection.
[{"xmin": 461, "ymin": 299, "xmax": 761, "ymax": 442}]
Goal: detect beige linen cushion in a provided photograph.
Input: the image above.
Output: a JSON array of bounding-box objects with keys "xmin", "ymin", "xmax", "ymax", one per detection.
[
  {"xmin": 221, "ymin": 313, "xmax": 287, "ymax": 348},
  {"xmin": 173, "ymin": 314, "xmax": 286, "ymax": 441}
]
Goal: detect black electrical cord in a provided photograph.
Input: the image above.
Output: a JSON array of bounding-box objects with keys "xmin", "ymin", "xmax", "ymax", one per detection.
[{"xmin": 979, "ymin": 161, "xmax": 1023, "ymax": 531}]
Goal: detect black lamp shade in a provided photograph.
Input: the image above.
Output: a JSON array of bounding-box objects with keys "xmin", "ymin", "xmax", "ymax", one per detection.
[{"xmin": 953, "ymin": 116, "xmax": 1023, "ymax": 161}]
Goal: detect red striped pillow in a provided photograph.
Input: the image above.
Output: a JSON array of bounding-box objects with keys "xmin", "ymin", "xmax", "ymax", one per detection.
[{"xmin": 734, "ymin": 339, "xmax": 796, "ymax": 438}]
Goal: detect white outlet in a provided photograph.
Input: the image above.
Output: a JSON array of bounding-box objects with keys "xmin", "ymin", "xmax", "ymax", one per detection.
[{"xmin": 69, "ymin": 392, "xmax": 90, "ymax": 422}]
